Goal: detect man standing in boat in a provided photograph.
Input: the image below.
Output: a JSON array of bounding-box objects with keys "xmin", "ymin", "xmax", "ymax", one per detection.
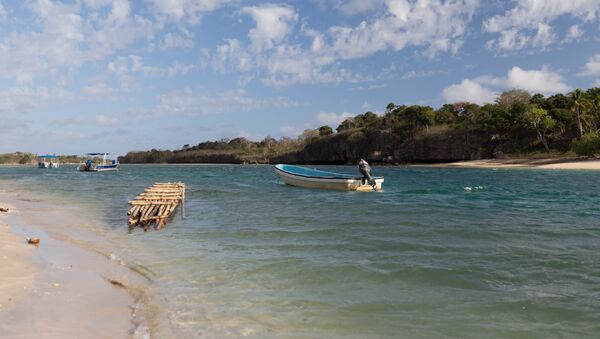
[{"xmin": 358, "ymin": 159, "xmax": 376, "ymax": 189}]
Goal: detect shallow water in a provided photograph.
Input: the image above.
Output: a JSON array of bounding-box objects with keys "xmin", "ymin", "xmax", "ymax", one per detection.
[{"xmin": 1, "ymin": 164, "xmax": 600, "ymax": 338}]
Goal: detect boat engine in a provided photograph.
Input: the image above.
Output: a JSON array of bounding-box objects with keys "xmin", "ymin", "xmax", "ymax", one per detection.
[{"xmin": 358, "ymin": 159, "xmax": 375, "ymax": 188}]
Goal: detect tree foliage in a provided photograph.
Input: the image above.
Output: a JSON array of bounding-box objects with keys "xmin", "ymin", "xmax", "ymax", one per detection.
[{"xmin": 119, "ymin": 87, "xmax": 600, "ymax": 164}]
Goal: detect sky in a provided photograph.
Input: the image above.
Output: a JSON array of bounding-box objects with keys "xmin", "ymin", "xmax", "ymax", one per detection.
[{"xmin": 1, "ymin": 0, "xmax": 600, "ymax": 155}]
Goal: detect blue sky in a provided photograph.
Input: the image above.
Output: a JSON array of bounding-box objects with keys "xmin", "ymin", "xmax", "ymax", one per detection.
[{"xmin": 1, "ymin": 0, "xmax": 600, "ymax": 154}]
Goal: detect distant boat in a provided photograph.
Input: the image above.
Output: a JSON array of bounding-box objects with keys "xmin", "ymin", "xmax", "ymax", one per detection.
[
  {"xmin": 77, "ymin": 153, "xmax": 119, "ymax": 172},
  {"xmin": 38, "ymin": 155, "xmax": 59, "ymax": 168},
  {"xmin": 275, "ymin": 164, "xmax": 383, "ymax": 191}
]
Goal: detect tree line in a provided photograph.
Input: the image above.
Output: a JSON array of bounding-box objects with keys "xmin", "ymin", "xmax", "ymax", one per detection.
[{"xmin": 119, "ymin": 87, "xmax": 600, "ymax": 164}]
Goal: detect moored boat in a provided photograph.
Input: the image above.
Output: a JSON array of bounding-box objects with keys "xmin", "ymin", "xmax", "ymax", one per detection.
[
  {"xmin": 77, "ymin": 152, "xmax": 119, "ymax": 172},
  {"xmin": 275, "ymin": 164, "xmax": 383, "ymax": 191},
  {"xmin": 37, "ymin": 155, "xmax": 60, "ymax": 168}
]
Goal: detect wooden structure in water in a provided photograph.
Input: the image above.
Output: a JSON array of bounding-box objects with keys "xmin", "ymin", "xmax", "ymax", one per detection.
[{"xmin": 128, "ymin": 182, "xmax": 185, "ymax": 230}]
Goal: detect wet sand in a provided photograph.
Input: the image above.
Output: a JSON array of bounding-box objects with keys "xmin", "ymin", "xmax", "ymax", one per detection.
[
  {"xmin": 0, "ymin": 203, "xmax": 37, "ymax": 314},
  {"xmin": 420, "ymin": 158, "xmax": 600, "ymax": 170},
  {"xmin": 0, "ymin": 190, "xmax": 149, "ymax": 338}
]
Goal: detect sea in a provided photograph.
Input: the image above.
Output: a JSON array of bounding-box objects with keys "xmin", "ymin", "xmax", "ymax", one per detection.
[{"xmin": 1, "ymin": 164, "xmax": 599, "ymax": 338}]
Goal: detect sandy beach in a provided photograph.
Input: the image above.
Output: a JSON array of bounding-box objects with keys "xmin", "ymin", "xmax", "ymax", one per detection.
[
  {"xmin": 421, "ymin": 158, "xmax": 600, "ymax": 170},
  {"xmin": 0, "ymin": 189, "xmax": 151, "ymax": 338},
  {"xmin": 0, "ymin": 203, "xmax": 37, "ymax": 314}
]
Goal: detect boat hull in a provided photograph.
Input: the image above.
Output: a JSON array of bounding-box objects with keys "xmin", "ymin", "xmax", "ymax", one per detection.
[
  {"xmin": 275, "ymin": 165, "xmax": 383, "ymax": 191},
  {"xmin": 77, "ymin": 164, "xmax": 119, "ymax": 172}
]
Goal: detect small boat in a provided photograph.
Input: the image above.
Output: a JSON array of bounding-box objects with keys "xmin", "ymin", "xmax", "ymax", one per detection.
[
  {"xmin": 77, "ymin": 153, "xmax": 119, "ymax": 172},
  {"xmin": 38, "ymin": 155, "xmax": 60, "ymax": 168},
  {"xmin": 275, "ymin": 164, "xmax": 383, "ymax": 191}
]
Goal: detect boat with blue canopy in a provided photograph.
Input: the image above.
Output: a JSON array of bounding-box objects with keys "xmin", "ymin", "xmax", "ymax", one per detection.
[
  {"xmin": 275, "ymin": 164, "xmax": 383, "ymax": 191},
  {"xmin": 77, "ymin": 153, "xmax": 119, "ymax": 172},
  {"xmin": 38, "ymin": 155, "xmax": 59, "ymax": 168}
]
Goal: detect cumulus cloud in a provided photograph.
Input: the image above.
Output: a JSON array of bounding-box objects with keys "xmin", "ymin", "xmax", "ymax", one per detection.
[
  {"xmin": 484, "ymin": 0, "xmax": 600, "ymax": 51},
  {"xmin": 442, "ymin": 79, "xmax": 498, "ymax": 105},
  {"xmin": 206, "ymin": 0, "xmax": 479, "ymax": 87},
  {"xmin": 442, "ymin": 66, "xmax": 571, "ymax": 104},
  {"xmin": 505, "ymin": 66, "xmax": 571, "ymax": 93},
  {"xmin": 580, "ymin": 54, "xmax": 600, "ymax": 76},
  {"xmin": 242, "ymin": 4, "xmax": 298, "ymax": 51}
]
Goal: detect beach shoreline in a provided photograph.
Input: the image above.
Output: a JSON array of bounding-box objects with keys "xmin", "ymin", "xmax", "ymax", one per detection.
[
  {"xmin": 412, "ymin": 157, "xmax": 600, "ymax": 170},
  {"xmin": 0, "ymin": 187, "xmax": 154, "ymax": 338}
]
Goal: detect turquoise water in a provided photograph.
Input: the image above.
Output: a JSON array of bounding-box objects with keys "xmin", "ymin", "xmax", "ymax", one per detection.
[{"xmin": 1, "ymin": 165, "xmax": 600, "ymax": 338}]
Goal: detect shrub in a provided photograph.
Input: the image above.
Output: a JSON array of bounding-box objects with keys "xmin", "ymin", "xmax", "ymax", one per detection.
[{"xmin": 571, "ymin": 133, "xmax": 600, "ymax": 157}]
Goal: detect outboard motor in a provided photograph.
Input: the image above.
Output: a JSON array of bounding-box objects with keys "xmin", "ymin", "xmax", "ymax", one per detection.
[{"xmin": 358, "ymin": 159, "xmax": 375, "ymax": 189}]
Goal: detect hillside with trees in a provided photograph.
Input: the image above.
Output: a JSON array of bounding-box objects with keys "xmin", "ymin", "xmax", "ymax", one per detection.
[
  {"xmin": 0, "ymin": 153, "xmax": 85, "ymax": 165},
  {"xmin": 119, "ymin": 87, "xmax": 600, "ymax": 165}
]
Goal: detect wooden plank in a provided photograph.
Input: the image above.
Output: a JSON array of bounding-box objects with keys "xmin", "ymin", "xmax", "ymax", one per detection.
[{"xmin": 128, "ymin": 182, "xmax": 185, "ymax": 229}]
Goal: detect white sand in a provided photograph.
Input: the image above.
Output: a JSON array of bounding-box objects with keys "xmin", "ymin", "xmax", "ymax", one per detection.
[
  {"xmin": 0, "ymin": 204, "xmax": 37, "ymax": 314},
  {"xmin": 421, "ymin": 158, "xmax": 600, "ymax": 170},
  {"xmin": 0, "ymin": 191, "xmax": 147, "ymax": 338}
]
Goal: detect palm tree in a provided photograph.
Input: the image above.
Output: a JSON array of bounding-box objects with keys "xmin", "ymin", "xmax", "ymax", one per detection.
[{"xmin": 571, "ymin": 89, "xmax": 588, "ymax": 138}]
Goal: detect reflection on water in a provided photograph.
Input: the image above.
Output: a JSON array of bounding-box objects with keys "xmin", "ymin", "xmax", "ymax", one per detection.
[{"xmin": 2, "ymin": 164, "xmax": 600, "ymax": 338}]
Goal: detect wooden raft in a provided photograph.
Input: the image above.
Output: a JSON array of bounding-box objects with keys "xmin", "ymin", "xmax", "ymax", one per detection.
[{"xmin": 128, "ymin": 182, "xmax": 185, "ymax": 230}]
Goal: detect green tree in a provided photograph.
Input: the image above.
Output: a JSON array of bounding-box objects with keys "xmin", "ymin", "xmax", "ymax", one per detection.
[
  {"xmin": 525, "ymin": 107, "xmax": 556, "ymax": 152},
  {"xmin": 354, "ymin": 111, "xmax": 379, "ymax": 128},
  {"xmin": 496, "ymin": 89, "xmax": 531, "ymax": 109},
  {"xmin": 318, "ymin": 125, "xmax": 333, "ymax": 136},
  {"xmin": 571, "ymin": 132, "xmax": 600, "ymax": 157},
  {"xmin": 298, "ymin": 129, "xmax": 320, "ymax": 145},
  {"xmin": 435, "ymin": 104, "xmax": 459, "ymax": 125},
  {"xmin": 571, "ymin": 88, "xmax": 589, "ymax": 138},
  {"xmin": 336, "ymin": 118, "xmax": 356, "ymax": 133}
]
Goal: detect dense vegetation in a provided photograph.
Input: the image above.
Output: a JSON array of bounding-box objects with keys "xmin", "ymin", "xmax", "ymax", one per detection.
[
  {"xmin": 0, "ymin": 153, "xmax": 85, "ymax": 165},
  {"xmin": 119, "ymin": 87, "xmax": 600, "ymax": 164}
]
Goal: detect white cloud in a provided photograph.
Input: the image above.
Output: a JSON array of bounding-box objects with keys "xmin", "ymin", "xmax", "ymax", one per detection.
[
  {"xmin": 531, "ymin": 23, "xmax": 555, "ymax": 48},
  {"xmin": 442, "ymin": 79, "xmax": 498, "ymax": 105},
  {"xmin": 208, "ymin": 0, "xmax": 479, "ymax": 87},
  {"xmin": 315, "ymin": 111, "xmax": 354, "ymax": 127},
  {"xmin": 0, "ymin": 85, "xmax": 71, "ymax": 113},
  {"xmin": 331, "ymin": 0, "xmax": 385, "ymax": 16},
  {"xmin": 150, "ymin": 0, "xmax": 229, "ymax": 24},
  {"xmin": 505, "ymin": 66, "xmax": 571, "ymax": 94},
  {"xmin": 82, "ymin": 83, "xmax": 115, "ymax": 98},
  {"xmin": 328, "ymin": 0, "xmax": 479, "ymax": 59},
  {"xmin": 158, "ymin": 31, "xmax": 195, "ymax": 50},
  {"xmin": 581, "ymin": 54, "xmax": 600, "ymax": 76},
  {"xmin": 442, "ymin": 66, "xmax": 572, "ymax": 104},
  {"xmin": 484, "ymin": 0, "xmax": 600, "ymax": 51},
  {"xmin": 107, "ymin": 55, "xmax": 196, "ymax": 90},
  {"xmin": 0, "ymin": 0, "xmax": 156, "ymax": 85},
  {"xmin": 565, "ymin": 24, "xmax": 583, "ymax": 41},
  {"xmin": 95, "ymin": 114, "xmax": 119, "ymax": 126},
  {"xmin": 242, "ymin": 4, "xmax": 298, "ymax": 51},
  {"xmin": 157, "ymin": 88, "xmax": 294, "ymax": 115}
]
